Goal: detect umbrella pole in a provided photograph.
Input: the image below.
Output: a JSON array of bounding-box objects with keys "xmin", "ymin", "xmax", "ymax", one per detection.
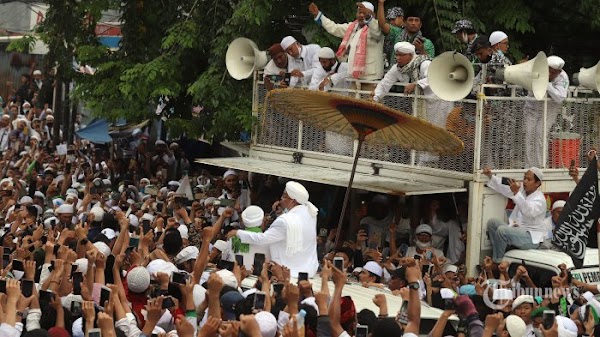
[{"xmin": 334, "ymin": 135, "xmax": 365, "ymax": 250}]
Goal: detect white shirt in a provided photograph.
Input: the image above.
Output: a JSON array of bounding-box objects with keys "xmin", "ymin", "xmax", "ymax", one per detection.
[
  {"xmin": 287, "ymin": 44, "xmax": 322, "ymax": 86},
  {"xmin": 373, "ymin": 59, "xmax": 432, "ymax": 101},
  {"xmin": 236, "ymin": 204, "xmax": 319, "ymax": 277},
  {"xmin": 524, "ymin": 70, "xmax": 569, "ymax": 116},
  {"xmin": 308, "ymin": 61, "xmax": 350, "ymax": 91},
  {"xmin": 263, "ymin": 54, "xmax": 293, "ymax": 77},
  {"xmin": 487, "ymin": 175, "xmax": 548, "ymax": 244}
]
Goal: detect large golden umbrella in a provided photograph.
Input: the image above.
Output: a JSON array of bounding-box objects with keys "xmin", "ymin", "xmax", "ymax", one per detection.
[{"xmin": 268, "ymin": 89, "xmax": 464, "ymax": 247}]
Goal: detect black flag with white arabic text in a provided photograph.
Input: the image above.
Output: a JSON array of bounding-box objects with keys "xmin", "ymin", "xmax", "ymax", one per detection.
[{"xmin": 552, "ymin": 156, "xmax": 600, "ymax": 268}]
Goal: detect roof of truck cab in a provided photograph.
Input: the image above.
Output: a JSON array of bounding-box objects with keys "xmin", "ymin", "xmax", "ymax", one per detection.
[{"xmin": 240, "ymin": 274, "xmax": 459, "ymax": 322}]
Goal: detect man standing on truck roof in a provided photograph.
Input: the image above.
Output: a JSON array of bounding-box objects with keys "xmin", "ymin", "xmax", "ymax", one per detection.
[{"xmin": 484, "ymin": 167, "xmax": 547, "ymax": 263}]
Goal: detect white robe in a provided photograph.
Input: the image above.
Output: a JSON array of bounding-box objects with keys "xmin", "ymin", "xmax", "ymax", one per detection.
[
  {"xmin": 236, "ymin": 204, "xmax": 319, "ymax": 278},
  {"xmin": 287, "ymin": 44, "xmax": 322, "ymax": 87},
  {"xmin": 487, "ymin": 175, "xmax": 548, "ymax": 244},
  {"xmin": 523, "ymin": 70, "xmax": 569, "ymax": 167}
]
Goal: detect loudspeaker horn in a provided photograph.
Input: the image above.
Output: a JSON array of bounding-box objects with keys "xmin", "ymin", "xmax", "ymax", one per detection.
[
  {"xmin": 495, "ymin": 51, "xmax": 549, "ymax": 100},
  {"xmin": 428, "ymin": 51, "xmax": 475, "ymax": 101},
  {"xmin": 226, "ymin": 38, "xmax": 269, "ymax": 80},
  {"xmin": 573, "ymin": 61, "xmax": 600, "ymax": 92}
]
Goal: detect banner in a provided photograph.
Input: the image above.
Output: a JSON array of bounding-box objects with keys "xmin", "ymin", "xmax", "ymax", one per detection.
[{"xmin": 552, "ymin": 156, "xmax": 600, "ymax": 268}]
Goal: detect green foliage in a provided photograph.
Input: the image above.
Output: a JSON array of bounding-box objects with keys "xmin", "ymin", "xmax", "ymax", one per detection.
[
  {"xmin": 6, "ymin": 36, "xmax": 37, "ymax": 53},
  {"xmin": 27, "ymin": 0, "xmax": 600, "ymax": 144}
]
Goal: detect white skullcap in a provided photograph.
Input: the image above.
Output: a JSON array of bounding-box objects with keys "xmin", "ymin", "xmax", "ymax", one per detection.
[
  {"xmin": 216, "ymin": 269, "xmax": 238, "ymax": 288},
  {"xmin": 93, "ymin": 241, "xmax": 111, "ymax": 258},
  {"xmin": 22, "ymin": 101, "xmax": 30, "ymax": 107},
  {"xmin": 286, "ymin": 181, "xmax": 309, "ymax": 204},
  {"xmin": 193, "ymin": 284, "xmax": 207, "ymax": 307},
  {"xmin": 34, "ymin": 191, "xmax": 45, "ymax": 199},
  {"xmin": 363, "ymin": 261, "xmax": 383, "ymax": 278},
  {"xmin": 512, "ymin": 295, "xmax": 534, "ymax": 310},
  {"xmin": 443, "ymin": 264, "xmax": 458, "ymax": 274},
  {"xmin": 548, "ymin": 56, "xmax": 565, "ymax": 70},
  {"xmin": 528, "ymin": 167, "xmax": 543, "ymax": 181},
  {"xmin": 90, "ymin": 207, "xmax": 104, "ymax": 222},
  {"xmin": 394, "ymin": 41, "xmax": 416, "ymax": 54},
  {"xmin": 33, "ymin": 70, "xmax": 42, "ymax": 75},
  {"xmin": 56, "ymin": 204, "xmax": 74, "ymax": 214},
  {"xmin": 74, "ymin": 258, "xmax": 88, "ymax": 274},
  {"xmin": 280, "ymin": 36, "xmax": 297, "ymax": 50},
  {"xmin": 255, "ymin": 311, "xmax": 278, "ymax": 337},
  {"xmin": 63, "ymin": 292, "xmax": 83, "ymax": 310},
  {"xmin": 146, "ymin": 259, "xmax": 178, "ymax": 280},
  {"xmin": 222, "ymin": 169, "xmax": 238, "ymax": 179},
  {"xmin": 127, "ymin": 266, "xmax": 151, "ymax": 293},
  {"xmin": 556, "ymin": 316, "xmax": 578, "ymax": 337},
  {"xmin": 242, "ymin": 288, "xmax": 257, "ymax": 298},
  {"xmin": 52, "ymin": 198, "xmax": 64, "ymax": 208},
  {"xmin": 301, "ymin": 297, "xmax": 320, "ymax": 315},
  {"xmin": 46, "ymin": 114, "xmax": 54, "ymax": 120},
  {"xmin": 204, "ymin": 197, "xmax": 216, "ymax": 205},
  {"xmin": 140, "ymin": 178, "xmax": 150, "ymax": 184},
  {"xmin": 360, "ymin": 1, "xmax": 375, "ymax": 12},
  {"xmin": 177, "ymin": 224, "xmax": 189, "ymax": 239},
  {"xmin": 505, "ymin": 315, "xmax": 526, "ymax": 337},
  {"xmin": 19, "ymin": 196, "xmax": 33, "ymax": 204},
  {"xmin": 552, "ymin": 200, "xmax": 566, "ymax": 210},
  {"xmin": 101, "ymin": 228, "xmax": 117, "ymax": 240},
  {"xmin": 318, "ymin": 47, "xmax": 336, "ymax": 59},
  {"xmin": 141, "ymin": 213, "xmax": 154, "ymax": 222},
  {"xmin": 43, "ymin": 216, "xmax": 58, "ymax": 229},
  {"xmin": 175, "ymin": 246, "xmax": 199, "ymax": 264},
  {"xmin": 167, "ymin": 180, "xmax": 180, "ymax": 187},
  {"xmin": 102, "ymin": 179, "xmax": 111, "ymax": 186},
  {"xmin": 489, "ymin": 31, "xmax": 508, "ymax": 45},
  {"xmin": 129, "ymin": 214, "xmax": 139, "ymax": 227},
  {"xmin": 66, "ymin": 192, "xmax": 78, "ymax": 201},
  {"xmin": 155, "ymin": 139, "xmax": 166, "ymax": 146},
  {"xmin": 242, "ymin": 205, "xmax": 264, "ymax": 228},
  {"xmin": 213, "ymin": 240, "xmax": 228, "ymax": 252},
  {"xmin": 415, "ymin": 224, "xmax": 433, "ymax": 235}
]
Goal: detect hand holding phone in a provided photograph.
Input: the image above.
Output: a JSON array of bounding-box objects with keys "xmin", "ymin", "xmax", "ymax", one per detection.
[{"xmin": 542, "ymin": 310, "xmax": 555, "ymax": 329}]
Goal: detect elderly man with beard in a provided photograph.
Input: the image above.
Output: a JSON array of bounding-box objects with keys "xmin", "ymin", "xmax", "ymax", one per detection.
[
  {"xmin": 310, "ymin": 1, "xmax": 384, "ymax": 91},
  {"xmin": 228, "ymin": 181, "xmax": 319, "ymax": 277}
]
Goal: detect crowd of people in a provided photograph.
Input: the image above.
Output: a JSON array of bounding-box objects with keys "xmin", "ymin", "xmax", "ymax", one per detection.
[
  {"xmin": 0, "ymin": 116, "xmax": 595, "ymax": 337},
  {"xmin": 0, "ymin": 2, "xmax": 594, "ymax": 337}
]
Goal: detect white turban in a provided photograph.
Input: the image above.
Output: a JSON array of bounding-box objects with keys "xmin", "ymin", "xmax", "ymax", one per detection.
[
  {"xmin": 285, "ymin": 181, "xmax": 318, "ymax": 217},
  {"xmin": 360, "ymin": 1, "xmax": 374, "ymax": 12},
  {"xmin": 489, "ymin": 31, "xmax": 508, "ymax": 45},
  {"xmin": 528, "ymin": 167, "xmax": 544, "ymax": 181},
  {"xmin": 242, "ymin": 205, "xmax": 264, "ymax": 228},
  {"xmin": 556, "ymin": 316, "xmax": 578, "ymax": 337},
  {"xmin": 223, "ymin": 169, "xmax": 238, "ymax": 179},
  {"xmin": 548, "ymin": 56, "xmax": 565, "ymax": 70},
  {"xmin": 394, "ymin": 41, "xmax": 415, "ymax": 54},
  {"xmin": 318, "ymin": 47, "xmax": 336, "ymax": 59},
  {"xmin": 280, "ymin": 36, "xmax": 297, "ymax": 51},
  {"xmin": 284, "ymin": 181, "xmax": 318, "ymax": 256}
]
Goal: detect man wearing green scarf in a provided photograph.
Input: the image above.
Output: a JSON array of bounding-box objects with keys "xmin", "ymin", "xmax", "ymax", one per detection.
[{"xmin": 231, "ymin": 205, "xmax": 270, "ymax": 270}]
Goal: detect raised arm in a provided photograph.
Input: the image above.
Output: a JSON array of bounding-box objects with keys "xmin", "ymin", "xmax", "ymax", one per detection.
[{"xmin": 376, "ymin": 0, "xmax": 391, "ymax": 34}]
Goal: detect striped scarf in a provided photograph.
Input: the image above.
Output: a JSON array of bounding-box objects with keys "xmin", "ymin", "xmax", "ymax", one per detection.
[
  {"xmin": 336, "ymin": 20, "xmax": 369, "ymax": 79},
  {"xmin": 231, "ymin": 226, "xmax": 263, "ymax": 253},
  {"xmin": 397, "ymin": 54, "xmax": 429, "ymax": 82}
]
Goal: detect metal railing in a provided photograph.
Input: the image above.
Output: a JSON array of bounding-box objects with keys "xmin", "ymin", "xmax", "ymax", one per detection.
[{"xmin": 251, "ymin": 71, "xmax": 600, "ymax": 177}]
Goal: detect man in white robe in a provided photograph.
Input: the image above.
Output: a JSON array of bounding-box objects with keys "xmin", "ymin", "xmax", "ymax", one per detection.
[{"xmin": 228, "ymin": 181, "xmax": 319, "ymax": 277}]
